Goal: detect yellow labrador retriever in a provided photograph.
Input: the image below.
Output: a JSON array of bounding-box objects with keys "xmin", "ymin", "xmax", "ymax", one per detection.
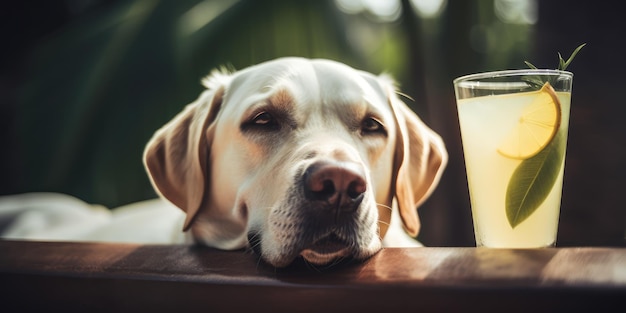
[{"xmin": 144, "ymin": 57, "xmax": 447, "ymax": 267}]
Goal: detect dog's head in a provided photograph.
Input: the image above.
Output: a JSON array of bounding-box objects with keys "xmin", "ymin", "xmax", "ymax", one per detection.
[{"xmin": 144, "ymin": 57, "xmax": 446, "ymax": 267}]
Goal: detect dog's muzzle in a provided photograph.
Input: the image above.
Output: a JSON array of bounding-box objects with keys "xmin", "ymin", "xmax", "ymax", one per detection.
[
  {"xmin": 248, "ymin": 160, "xmax": 373, "ymax": 267},
  {"xmin": 297, "ymin": 160, "xmax": 367, "ymax": 265}
]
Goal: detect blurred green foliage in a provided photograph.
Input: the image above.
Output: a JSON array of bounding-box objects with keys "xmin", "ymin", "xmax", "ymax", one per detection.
[{"xmin": 11, "ymin": 0, "xmax": 533, "ymax": 209}]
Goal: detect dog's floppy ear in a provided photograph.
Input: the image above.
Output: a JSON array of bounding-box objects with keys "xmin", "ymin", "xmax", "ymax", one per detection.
[
  {"xmin": 386, "ymin": 81, "xmax": 448, "ymax": 237},
  {"xmin": 143, "ymin": 80, "xmax": 226, "ymax": 231}
]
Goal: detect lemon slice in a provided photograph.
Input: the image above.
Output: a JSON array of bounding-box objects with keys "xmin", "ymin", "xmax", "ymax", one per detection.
[{"xmin": 497, "ymin": 82, "xmax": 561, "ymax": 160}]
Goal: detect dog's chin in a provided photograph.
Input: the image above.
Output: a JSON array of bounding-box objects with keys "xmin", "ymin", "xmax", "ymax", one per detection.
[{"xmin": 299, "ymin": 233, "xmax": 351, "ymax": 265}]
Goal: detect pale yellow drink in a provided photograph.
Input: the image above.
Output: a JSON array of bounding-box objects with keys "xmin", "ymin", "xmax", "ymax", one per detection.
[{"xmin": 454, "ymin": 70, "xmax": 573, "ymax": 248}]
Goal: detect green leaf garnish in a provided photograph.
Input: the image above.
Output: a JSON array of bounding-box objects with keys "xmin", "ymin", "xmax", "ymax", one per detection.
[
  {"xmin": 506, "ymin": 131, "xmax": 565, "ymax": 228},
  {"xmin": 523, "ymin": 43, "xmax": 586, "ymax": 89}
]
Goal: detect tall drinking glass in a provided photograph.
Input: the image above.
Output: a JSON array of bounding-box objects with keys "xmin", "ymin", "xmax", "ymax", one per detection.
[{"xmin": 454, "ymin": 70, "xmax": 573, "ymax": 248}]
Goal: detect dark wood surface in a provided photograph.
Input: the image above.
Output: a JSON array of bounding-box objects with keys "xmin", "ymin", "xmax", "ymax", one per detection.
[{"xmin": 1, "ymin": 240, "xmax": 624, "ymax": 312}]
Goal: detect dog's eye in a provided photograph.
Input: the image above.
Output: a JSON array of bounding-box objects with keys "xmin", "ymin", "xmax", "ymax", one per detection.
[
  {"xmin": 361, "ymin": 117, "xmax": 386, "ymax": 135},
  {"xmin": 252, "ymin": 112, "xmax": 274, "ymax": 125},
  {"xmin": 242, "ymin": 111, "xmax": 280, "ymax": 132}
]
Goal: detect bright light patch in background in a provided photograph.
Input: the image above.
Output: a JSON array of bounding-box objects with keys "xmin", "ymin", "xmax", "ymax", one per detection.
[
  {"xmin": 179, "ymin": 0, "xmax": 240, "ymax": 35},
  {"xmin": 335, "ymin": 0, "xmax": 402, "ymax": 22},
  {"xmin": 494, "ymin": 0, "xmax": 537, "ymax": 24},
  {"xmin": 468, "ymin": 0, "xmax": 536, "ymax": 55},
  {"xmin": 334, "ymin": 0, "xmax": 364, "ymax": 14},
  {"xmin": 362, "ymin": 0, "xmax": 401, "ymax": 21},
  {"xmin": 410, "ymin": 0, "xmax": 447, "ymax": 18}
]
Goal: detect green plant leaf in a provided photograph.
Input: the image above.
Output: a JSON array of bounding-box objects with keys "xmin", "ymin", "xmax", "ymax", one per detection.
[
  {"xmin": 558, "ymin": 52, "xmax": 566, "ymax": 70},
  {"xmin": 505, "ymin": 131, "xmax": 566, "ymax": 228},
  {"xmin": 561, "ymin": 43, "xmax": 586, "ymax": 70},
  {"xmin": 522, "ymin": 43, "xmax": 586, "ymax": 90},
  {"xmin": 524, "ymin": 61, "xmax": 538, "ymax": 69},
  {"xmin": 521, "ymin": 75, "xmax": 545, "ymax": 90}
]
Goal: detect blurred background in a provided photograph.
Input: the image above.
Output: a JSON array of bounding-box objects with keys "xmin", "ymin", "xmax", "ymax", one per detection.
[{"xmin": 1, "ymin": 0, "xmax": 624, "ymax": 247}]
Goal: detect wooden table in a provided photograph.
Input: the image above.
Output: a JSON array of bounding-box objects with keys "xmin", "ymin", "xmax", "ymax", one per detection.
[{"xmin": 1, "ymin": 240, "xmax": 624, "ymax": 312}]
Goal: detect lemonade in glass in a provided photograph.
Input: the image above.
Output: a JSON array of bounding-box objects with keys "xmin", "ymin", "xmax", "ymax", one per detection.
[{"xmin": 454, "ymin": 70, "xmax": 573, "ymax": 248}]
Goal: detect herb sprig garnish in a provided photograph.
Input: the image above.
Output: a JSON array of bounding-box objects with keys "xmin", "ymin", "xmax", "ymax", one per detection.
[{"xmin": 522, "ymin": 43, "xmax": 586, "ymax": 90}]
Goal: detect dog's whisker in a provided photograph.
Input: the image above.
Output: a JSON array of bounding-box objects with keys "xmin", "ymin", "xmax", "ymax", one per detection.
[
  {"xmin": 254, "ymin": 254, "xmax": 265, "ymax": 271},
  {"xmin": 376, "ymin": 203, "xmax": 392, "ymax": 212},
  {"xmin": 395, "ymin": 90, "xmax": 415, "ymax": 102},
  {"xmin": 247, "ymin": 231, "xmax": 261, "ymax": 241},
  {"xmin": 304, "ymin": 260, "xmax": 324, "ymax": 273},
  {"xmin": 327, "ymin": 256, "xmax": 347, "ymax": 269},
  {"xmin": 376, "ymin": 219, "xmax": 392, "ymax": 242},
  {"xmin": 245, "ymin": 232, "xmax": 264, "ymax": 258},
  {"xmin": 245, "ymin": 243, "xmax": 260, "ymax": 254},
  {"xmin": 377, "ymin": 219, "xmax": 391, "ymax": 227},
  {"xmin": 246, "ymin": 232, "xmax": 260, "ymax": 244}
]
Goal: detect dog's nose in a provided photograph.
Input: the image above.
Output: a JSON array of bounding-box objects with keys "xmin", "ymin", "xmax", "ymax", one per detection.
[{"xmin": 303, "ymin": 161, "xmax": 366, "ymax": 213}]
